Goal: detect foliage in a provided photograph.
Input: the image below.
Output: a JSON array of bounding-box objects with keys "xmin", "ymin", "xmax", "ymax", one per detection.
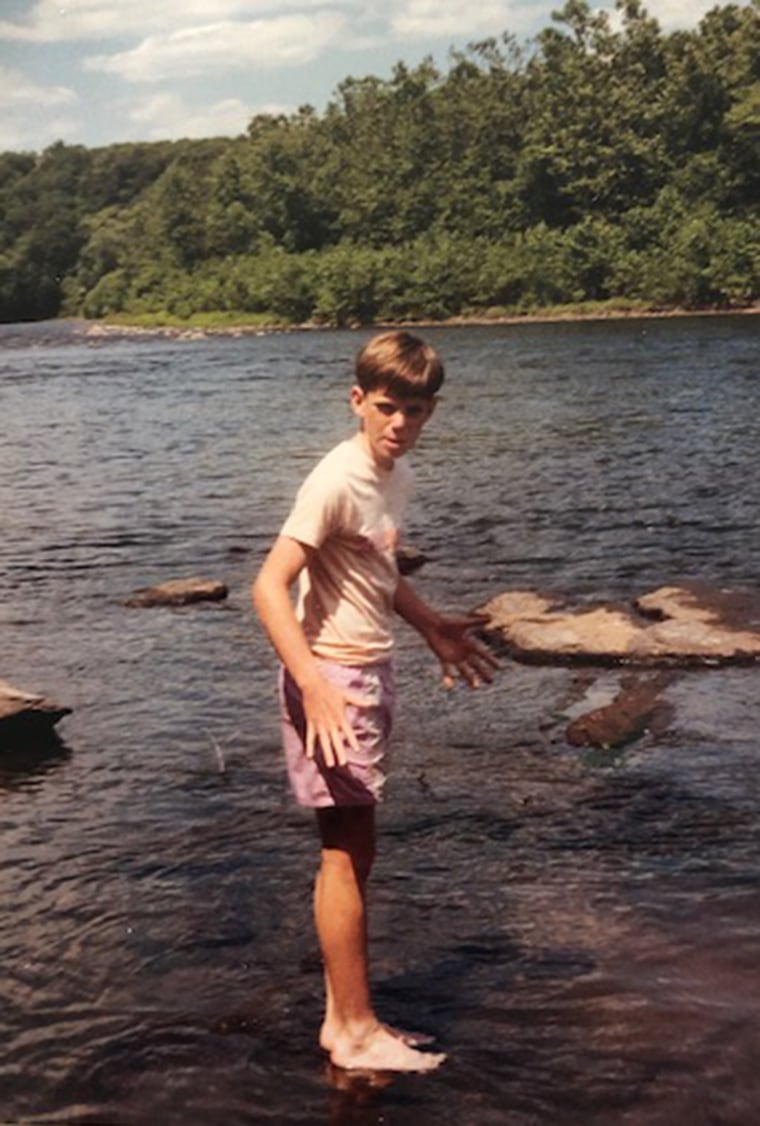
[{"xmin": 1, "ymin": 1, "xmax": 758, "ymax": 324}]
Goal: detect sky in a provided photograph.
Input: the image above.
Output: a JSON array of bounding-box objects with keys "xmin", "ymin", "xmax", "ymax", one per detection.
[{"xmin": 0, "ymin": 0, "xmax": 722, "ymax": 154}]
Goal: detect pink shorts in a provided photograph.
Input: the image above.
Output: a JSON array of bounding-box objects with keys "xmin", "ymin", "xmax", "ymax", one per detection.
[{"xmin": 279, "ymin": 660, "xmax": 395, "ymax": 808}]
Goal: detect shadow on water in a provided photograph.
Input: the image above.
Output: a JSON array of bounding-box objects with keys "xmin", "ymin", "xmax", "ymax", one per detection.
[{"xmin": 0, "ymin": 727, "xmax": 72, "ymax": 789}]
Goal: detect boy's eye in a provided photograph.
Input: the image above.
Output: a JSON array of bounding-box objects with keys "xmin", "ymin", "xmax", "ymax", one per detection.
[{"xmin": 375, "ymin": 402, "xmax": 426, "ymax": 418}]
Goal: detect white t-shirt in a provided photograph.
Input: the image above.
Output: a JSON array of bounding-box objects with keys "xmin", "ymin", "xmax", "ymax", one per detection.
[{"xmin": 280, "ymin": 435, "xmax": 414, "ymax": 664}]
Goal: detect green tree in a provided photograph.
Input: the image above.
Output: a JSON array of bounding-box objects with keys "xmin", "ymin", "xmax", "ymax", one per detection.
[{"xmin": 516, "ymin": 0, "xmax": 669, "ymax": 226}]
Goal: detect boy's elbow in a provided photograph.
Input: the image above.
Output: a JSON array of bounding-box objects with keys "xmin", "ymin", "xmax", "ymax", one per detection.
[
  {"xmin": 252, "ymin": 537, "xmax": 305, "ymax": 617},
  {"xmin": 251, "ymin": 570, "xmax": 270, "ymax": 617},
  {"xmin": 252, "ymin": 563, "xmax": 289, "ymax": 619}
]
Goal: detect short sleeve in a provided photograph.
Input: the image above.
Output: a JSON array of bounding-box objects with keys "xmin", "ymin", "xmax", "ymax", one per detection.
[{"xmin": 280, "ymin": 459, "xmax": 347, "ymax": 549}]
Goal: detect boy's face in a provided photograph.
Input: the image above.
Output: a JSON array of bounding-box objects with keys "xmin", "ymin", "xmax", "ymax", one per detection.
[{"xmin": 351, "ymin": 385, "xmax": 435, "ymax": 468}]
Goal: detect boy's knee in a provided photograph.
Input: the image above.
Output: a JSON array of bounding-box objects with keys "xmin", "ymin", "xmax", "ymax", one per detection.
[{"xmin": 321, "ymin": 842, "xmax": 374, "ymax": 884}]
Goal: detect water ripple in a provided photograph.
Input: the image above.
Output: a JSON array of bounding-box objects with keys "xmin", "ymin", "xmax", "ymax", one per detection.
[{"xmin": 1, "ymin": 316, "xmax": 760, "ymax": 1123}]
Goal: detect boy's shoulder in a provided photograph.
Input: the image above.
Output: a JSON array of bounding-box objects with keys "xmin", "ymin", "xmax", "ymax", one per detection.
[
  {"xmin": 307, "ymin": 437, "xmax": 413, "ymax": 487},
  {"xmin": 298, "ymin": 439, "xmax": 359, "ymax": 490},
  {"xmin": 292, "ymin": 439, "xmax": 414, "ymax": 521}
]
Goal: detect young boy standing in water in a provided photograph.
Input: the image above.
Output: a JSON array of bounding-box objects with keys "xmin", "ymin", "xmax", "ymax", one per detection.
[{"xmin": 253, "ymin": 331, "xmax": 496, "ymax": 1073}]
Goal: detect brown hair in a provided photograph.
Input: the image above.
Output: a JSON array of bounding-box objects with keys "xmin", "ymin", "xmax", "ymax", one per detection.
[{"xmin": 354, "ymin": 331, "xmax": 444, "ymax": 399}]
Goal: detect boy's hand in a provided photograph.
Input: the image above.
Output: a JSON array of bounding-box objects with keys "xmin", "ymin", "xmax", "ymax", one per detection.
[
  {"xmin": 426, "ymin": 614, "xmax": 500, "ymax": 689},
  {"xmin": 301, "ymin": 674, "xmax": 367, "ymax": 768}
]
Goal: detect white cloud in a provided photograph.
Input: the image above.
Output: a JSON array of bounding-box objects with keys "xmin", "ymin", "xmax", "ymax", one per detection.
[
  {"xmin": 84, "ymin": 12, "xmax": 348, "ymax": 81},
  {"xmin": 0, "ymin": 64, "xmax": 77, "ymax": 107},
  {"xmin": 0, "ymin": 114, "xmax": 78, "ymax": 152},
  {"xmin": 386, "ymin": 0, "xmax": 729, "ymax": 43},
  {"xmin": 390, "ymin": 0, "xmax": 519, "ymax": 40},
  {"xmin": 126, "ymin": 92, "xmax": 265, "ymax": 139},
  {"xmin": 0, "ymin": 0, "xmax": 346, "ymax": 42},
  {"xmin": 0, "ymin": 67, "xmax": 79, "ymax": 149},
  {"xmin": 0, "ymin": 0, "xmax": 728, "ymax": 48},
  {"xmin": 646, "ymin": 0, "xmax": 719, "ymax": 29}
]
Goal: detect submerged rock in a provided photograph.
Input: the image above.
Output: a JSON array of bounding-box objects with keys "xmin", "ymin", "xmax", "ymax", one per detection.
[
  {"xmin": 0, "ymin": 679, "xmax": 71, "ymax": 741},
  {"xmin": 125, "ymin": 577, "xmax": 229, "ymax": 608},
  {"xmin": 565, "ymin": 672, "xmax": 674, "ymax": 749},
  {"xmin": 479, "ymin": 583, "xmax": 760, "ymax": 666}
]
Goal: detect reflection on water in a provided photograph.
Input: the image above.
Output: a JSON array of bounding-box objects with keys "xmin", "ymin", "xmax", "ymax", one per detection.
[{"xmin": 0, "ymin": 316, "xmax": 759, "ymax": 1124}]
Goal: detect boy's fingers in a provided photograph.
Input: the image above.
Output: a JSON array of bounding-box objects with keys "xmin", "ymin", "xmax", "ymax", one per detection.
[
  {"xmin": 343, "ymin": 690, "xmax": 371, "ymax": 709},
  {"xmin": 473, "ymin": 653, "xmax": 498, "ymax": 681},
  {"xmin": 465, "ymin": 639, "xmax": 501, "ymax": 675},
  {"xmin": 311, "ymin": 717, "xmax": 357, "ymax": 768},
  {"xmin": 440, "ymin": 648, "xmax": 499, "ymax": 688},
  {"xmin": 306, "ymin": 725, "xmax": 317, "ymax": 760},
  {"xmin": 474, "ymin": 638, "xmax": 501, "ymax": 662},
  {"xmin": 316, "ymin": 724, "xmax": 342, "ymax": 768},
  {"xmin": 449, "ymin": 612, "xmax": 491, "ymax": 633},
  {"xmin": 464, "ymin": 612, "xmax": 491, "ymax": 627},
  {"xmin": 458, "ymin": 661, "xmax": 481, "ymax": 688},
  {"xmin": 338, "ymin": 720, "xmax": 359, "ymax": 758},
  {"xmin": 325, "ymin": 729, "xmax": 347, "ymax": 768}
]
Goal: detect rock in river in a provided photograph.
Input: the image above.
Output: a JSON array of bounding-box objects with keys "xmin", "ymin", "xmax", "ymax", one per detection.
[
  {"xmin": 395, "ymin": 544, "xmax": 429, "ymax": 576},
  {"xmin": 0, "ymin": 679, "xmax": 71, "ymax": 742},
  {"xmin": 564, "ymin": 672, "xmax": 674, "ymax": 749},
  {"xmin": 479, "ymin": 583, "xmax": 760, "ymax": 666},
  {"xmin": 125, "ymin": 577, "xmax": 229, "ymax": 608}
]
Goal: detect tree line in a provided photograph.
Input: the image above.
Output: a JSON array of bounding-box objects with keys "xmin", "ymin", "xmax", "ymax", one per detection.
[{"xmin": 1, "ymin": 0, "xmax": 758, "ymax": 326}]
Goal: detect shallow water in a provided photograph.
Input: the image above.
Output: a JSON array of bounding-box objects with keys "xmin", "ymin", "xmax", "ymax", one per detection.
[{"xmin": 1, "ymin": 316, "xmax": 759, "ymax": 1124}]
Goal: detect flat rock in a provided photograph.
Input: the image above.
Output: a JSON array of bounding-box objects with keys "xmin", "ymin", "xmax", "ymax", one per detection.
[
  {"xmin": 479, "ymin": 583, "xmax": 760, "ymax": 666},
  {"xmin": 0, "ymin": 678, "xmax": 71, "ymax": 739},
  {"xmin": 125, "ymin": 577, "xmax": 228, "ymax": 608}
]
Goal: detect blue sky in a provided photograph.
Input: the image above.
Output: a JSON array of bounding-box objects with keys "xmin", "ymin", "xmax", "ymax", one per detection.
[{"xmin": 1, "ymin": 0, "xmax": 719, "ymax": 153}]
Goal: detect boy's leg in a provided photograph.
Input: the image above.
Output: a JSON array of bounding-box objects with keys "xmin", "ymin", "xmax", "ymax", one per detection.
[
  {"xmin": 314, "ymin": 805, "xmax": 445, "ymax": 1073},
  {"xmin": 315, "ymin": 805, "xmax": 375, "ymax": 1047}
]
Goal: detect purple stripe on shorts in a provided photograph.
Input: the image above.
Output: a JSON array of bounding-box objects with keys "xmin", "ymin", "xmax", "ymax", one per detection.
[{"xmin": 279, "ymin": 660, "xmax": 395, "ymax": 808}]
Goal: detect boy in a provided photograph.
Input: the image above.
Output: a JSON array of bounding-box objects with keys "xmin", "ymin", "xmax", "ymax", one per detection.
[{"xmin": 252, "ymin": 331, "xmax": 497, "ymax": 1073}]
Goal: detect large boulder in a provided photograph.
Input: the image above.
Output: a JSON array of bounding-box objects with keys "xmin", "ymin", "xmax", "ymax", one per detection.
[
  {"xmin": 125, "ymin": 577, "xmax": 228, "ymax": 608},
  {"xmin": 0, "ymin": 679, "xmax": 71, "ymax": 742},
  {"xmin": 479, "ymin": 583, "xmax": 760, "ymax": 666}
]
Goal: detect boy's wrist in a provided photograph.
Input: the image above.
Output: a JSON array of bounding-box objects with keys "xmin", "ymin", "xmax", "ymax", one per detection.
[
  {"xmin": 410, "ymin": 607, "xmax": 446, "ymax": 646},
  {"xmin": 418, "ymin": 610, "xmax": 444, "ymax": 638},
  {"xmin": 394, "ymin": 576, "xmax": 443, "ymax": 636},
  {"xmin": 294, "ymin": 662, "xmax": 324, "ymax": 693}
]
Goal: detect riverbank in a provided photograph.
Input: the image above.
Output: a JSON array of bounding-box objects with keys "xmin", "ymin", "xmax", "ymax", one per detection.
[{"xmin": 82, "ymin": 301, "xmax": 760, "ymax": 339}]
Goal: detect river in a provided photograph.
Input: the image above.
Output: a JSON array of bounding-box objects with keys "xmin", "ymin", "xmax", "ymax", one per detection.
[{"xmin": 1, "ymin": 315, "xmax": 759, "ymax": 1124}]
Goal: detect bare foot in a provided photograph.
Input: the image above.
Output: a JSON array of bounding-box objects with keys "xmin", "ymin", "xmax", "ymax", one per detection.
[
  {"xmin": 329, "ymin": 1023, "xmax": 446, "ymax": 1073},
  {"xmin": 321, "ymin": 1021, "xmax": 434, "ymax": 1053},
  {"xmin": 385, "ymin": 1024, "xmax": 435, "ymax": 1048}
]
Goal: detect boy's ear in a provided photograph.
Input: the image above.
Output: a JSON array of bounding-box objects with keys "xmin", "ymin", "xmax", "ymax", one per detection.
[{"xmin": 350, "ymin": 385, "xmax": 366, "ymax": 417}]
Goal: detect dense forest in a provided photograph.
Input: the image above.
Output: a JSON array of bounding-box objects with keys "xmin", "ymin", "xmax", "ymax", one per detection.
[{"xmin": 1, "ymin": 0, "xmax": 758, "ymax": 326}]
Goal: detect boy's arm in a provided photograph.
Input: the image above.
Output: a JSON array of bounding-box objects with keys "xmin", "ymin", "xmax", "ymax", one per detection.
[
  {"xmin": 252, "ymin": 535, "xmax": 362, "ymax": 767},
  {"xmin": 393, "ymin": 575, "xmax": 499, "ymax": 688}
]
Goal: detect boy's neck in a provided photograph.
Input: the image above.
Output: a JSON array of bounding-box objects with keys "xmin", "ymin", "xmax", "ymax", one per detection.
[{"xmin": 354, "ymin": 430, "xmax": 394, "ymax": 471}]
